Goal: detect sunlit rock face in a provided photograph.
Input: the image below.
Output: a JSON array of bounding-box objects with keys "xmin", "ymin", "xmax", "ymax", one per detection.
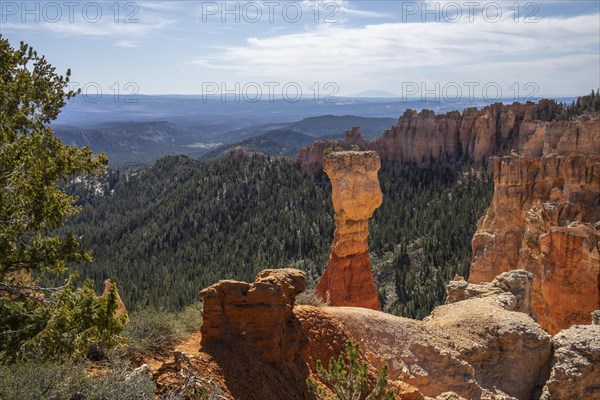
[
  {"xmin": 540, "ymin": 323, "xmax": 600, "ymax": 400},
  {"xmin": 296, "ymin": 101, "xmax": 600, "ymax": 173},
  {"xmin": 318, "ymin": 270, "xmax": 552, "ymax": 400},
  {"xmin": 469, "ymin": 154, "xmax": 600, "ymax": 334},
  {"xmin": 316, "ymin": 151, "xmax": 382, "ymax": 310}
]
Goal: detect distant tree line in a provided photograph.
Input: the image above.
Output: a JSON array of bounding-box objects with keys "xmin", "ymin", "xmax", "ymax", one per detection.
[{"xmin": 540, "ymin": 89, "xmax": 600, "ymax": 121}]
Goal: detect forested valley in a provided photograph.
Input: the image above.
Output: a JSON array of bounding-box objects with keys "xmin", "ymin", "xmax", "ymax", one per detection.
[{"xmin": 62, "ymin": 153, "xmax": 493, "ymax": 319}]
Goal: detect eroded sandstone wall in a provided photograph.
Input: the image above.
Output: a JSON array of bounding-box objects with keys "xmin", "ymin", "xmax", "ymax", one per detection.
[
  {"xmin": 469, "ymin": 154, "xmax": 600, "ymax": 334},
  {"xmin": 312, "ymin": 270, "xmax": 553, "ymax": 400},
  {"xmin": 296, "ymin": 101, "xmax": 600, "ymax": 173}
]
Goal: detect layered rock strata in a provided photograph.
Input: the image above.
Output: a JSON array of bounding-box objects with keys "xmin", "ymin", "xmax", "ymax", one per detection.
[
  {"xmin": 296, "ymin": 126, "xmax": 369, "ymax": 173},
  {"xmin": 469, "ymin": 154, "xmax": 600, "ymax": 334},
  {"xmin": 296, "ymin": 101, "xmax": 600, "ymax": 173},
  {"xmin": 315, "ymin": 151, "xmax": 382, "ymax": 310}
]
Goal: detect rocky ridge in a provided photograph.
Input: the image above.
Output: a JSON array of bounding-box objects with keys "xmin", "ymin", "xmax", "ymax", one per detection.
[
  {"xmin": 327, "ymin": 270, "xmax": 551, "ymax": 400},
  {"xmin": 296, "ymin": 100, "xmax": 600, "ymax": 173},
  {"xmin": 190, "ymin": 268, "xmax": 600, "ymax": 399}
]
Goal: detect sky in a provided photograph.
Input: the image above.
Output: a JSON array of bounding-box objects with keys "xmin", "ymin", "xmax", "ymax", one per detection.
[{"xmin": 1, "ymin": 0, "xmax": 599, "ymax": 99}]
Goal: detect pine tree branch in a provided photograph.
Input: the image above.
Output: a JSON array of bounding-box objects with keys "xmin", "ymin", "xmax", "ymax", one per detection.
[{"xmin": 0, "ymin": 279, "xmax": 71, "ymax": 294}]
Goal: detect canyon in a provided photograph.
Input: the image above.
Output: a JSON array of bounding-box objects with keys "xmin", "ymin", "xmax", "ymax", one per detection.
[
  {"xmin": 157, "ymin": 98, "xmax": 600, "ymax": 399},
  {"xmin": 298, "ymin": 98, "xmax": 600, "ymax": 335}
]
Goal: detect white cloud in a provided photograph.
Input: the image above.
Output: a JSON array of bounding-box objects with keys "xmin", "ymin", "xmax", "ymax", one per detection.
[
  {"xmin": 116, "ymin": 40, "xmax": 138, "ymax": 48},
  {"xmin": 1, "ymin": 2, "xmax": 174, "ymax": 38},
  {"xmin": 310, "ymin": 0, "xmax": 387, "ymax": 18},
  {"xmin": 188, "ymin": 12, "xmax": 599, "ymax": 94},
  {"xmin": 137, "ymin": 1, "xmax": 187, "ymax": 12},
  {"xmin": 190, "ymin": 0, "xmax": 386, "ymax": 26}
]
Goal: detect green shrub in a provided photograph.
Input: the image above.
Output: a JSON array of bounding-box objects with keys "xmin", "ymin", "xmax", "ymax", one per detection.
[
  {"xmin": 0, "ymin": 360, "xmax": 88, "ymax": 400},
  {"xmin": 124, "ymin": 304, "xmax": 202, "ymax": 356},
  {"xmin": 124, "ymin": 309, "xmax": 184, "ymax": 355},
  {"xmin": 307, "ymin": 341, "xmax": 395, "ymax": 400},
  {"xmin": 295, "ymin": 290, "xmax": 326, "ymax": 307},
  {"xmin": 177, "ymin": 302, "xmax": 203, "ymax": 333},
  {"xmin": 0, "ymin": 358, "xmax": 155, "ymax": 400},
  {"xmin": 1, "ymin": 281, "xmax": 126, "ymax": 363},
  {"xmin": 83, "ymin": 357, "xmax": 155, "ymax": 399}
]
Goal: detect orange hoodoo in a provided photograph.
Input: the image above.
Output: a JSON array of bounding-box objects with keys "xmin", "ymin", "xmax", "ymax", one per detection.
[{"xmin": 315, "ymin": 150, "xmax": 382, "ymax": 310}]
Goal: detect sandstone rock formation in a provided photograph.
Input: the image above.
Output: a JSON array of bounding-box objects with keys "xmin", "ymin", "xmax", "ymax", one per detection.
[
  {"xmin": 197, "ymin": 269, "xmax": 424, "ymax": 399},
  {"xmin": 296, "ymin": 305, "xmax": 428, "ymax": 400},
  {"xmin": 194, "ymin": 267, "xmax": 599, "ymax": 399},
  {"xmin": 305, "ymin": 270, "xmax": 552, "ymax": 399},
  {"xmin": 296, "ymin": 100, "xmax": 600, "ymax": 173},
  {"xmin": 198, "ymin": 268, "xmax": 307, "ymax": 365},
  {"xmin": 315, "ymin": 150, "xmax": 382, "ymax": 310},
  {"xmin": 469, "ymin": 154, "xmax": 600, "ymax": 334},
  {"xmin": 294, "ymin": 305, "xmax": 352, "ymax": 372},
  {"xmin": 101, "ymin": 279, "xmax": 128, "ymax": 318},
  {"xmin": 446, "ymin": 269, "xmax": 533, "ymax": 314},
  {"xmin": 372, "ymin": 108, "xmax": 463, "ymax": 164},
  {"xmin": 296, "ymin": 127, "xmax": 370, "ymax": 173},
  {"xmin": 540, "ymin": 323, "xmax": 600, "ymax": 399}
]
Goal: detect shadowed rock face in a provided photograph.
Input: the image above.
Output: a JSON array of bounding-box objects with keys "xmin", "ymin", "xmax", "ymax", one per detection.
[
  {"xmin": 316, "ymin": 151, "xmax": 382, "ymax": 310},
  {"xmin": 198, "ymin": 268, "xmax": 307, "ymax": 365},
  {"xmin": 469, "ymin": 154, "xmax": 600, "ymax": 334}
]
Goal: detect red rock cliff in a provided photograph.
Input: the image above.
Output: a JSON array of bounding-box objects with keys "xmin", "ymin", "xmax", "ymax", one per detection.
[
  {"xmin": 297, "ymin": 100, "xmax": 600, "ymax": 172},
  {"xmin": 315, "ymin": 151, "xmax": 382, "ymax": 310},
  {"xmin": 469, "ymin": 154, "xmax": 600, "ymax": 334}
]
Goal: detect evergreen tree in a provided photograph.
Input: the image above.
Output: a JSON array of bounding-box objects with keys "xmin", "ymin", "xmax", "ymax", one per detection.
[{"xmin": 0, "ymin": 37, "xmax": 123, "ymax": 362}]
